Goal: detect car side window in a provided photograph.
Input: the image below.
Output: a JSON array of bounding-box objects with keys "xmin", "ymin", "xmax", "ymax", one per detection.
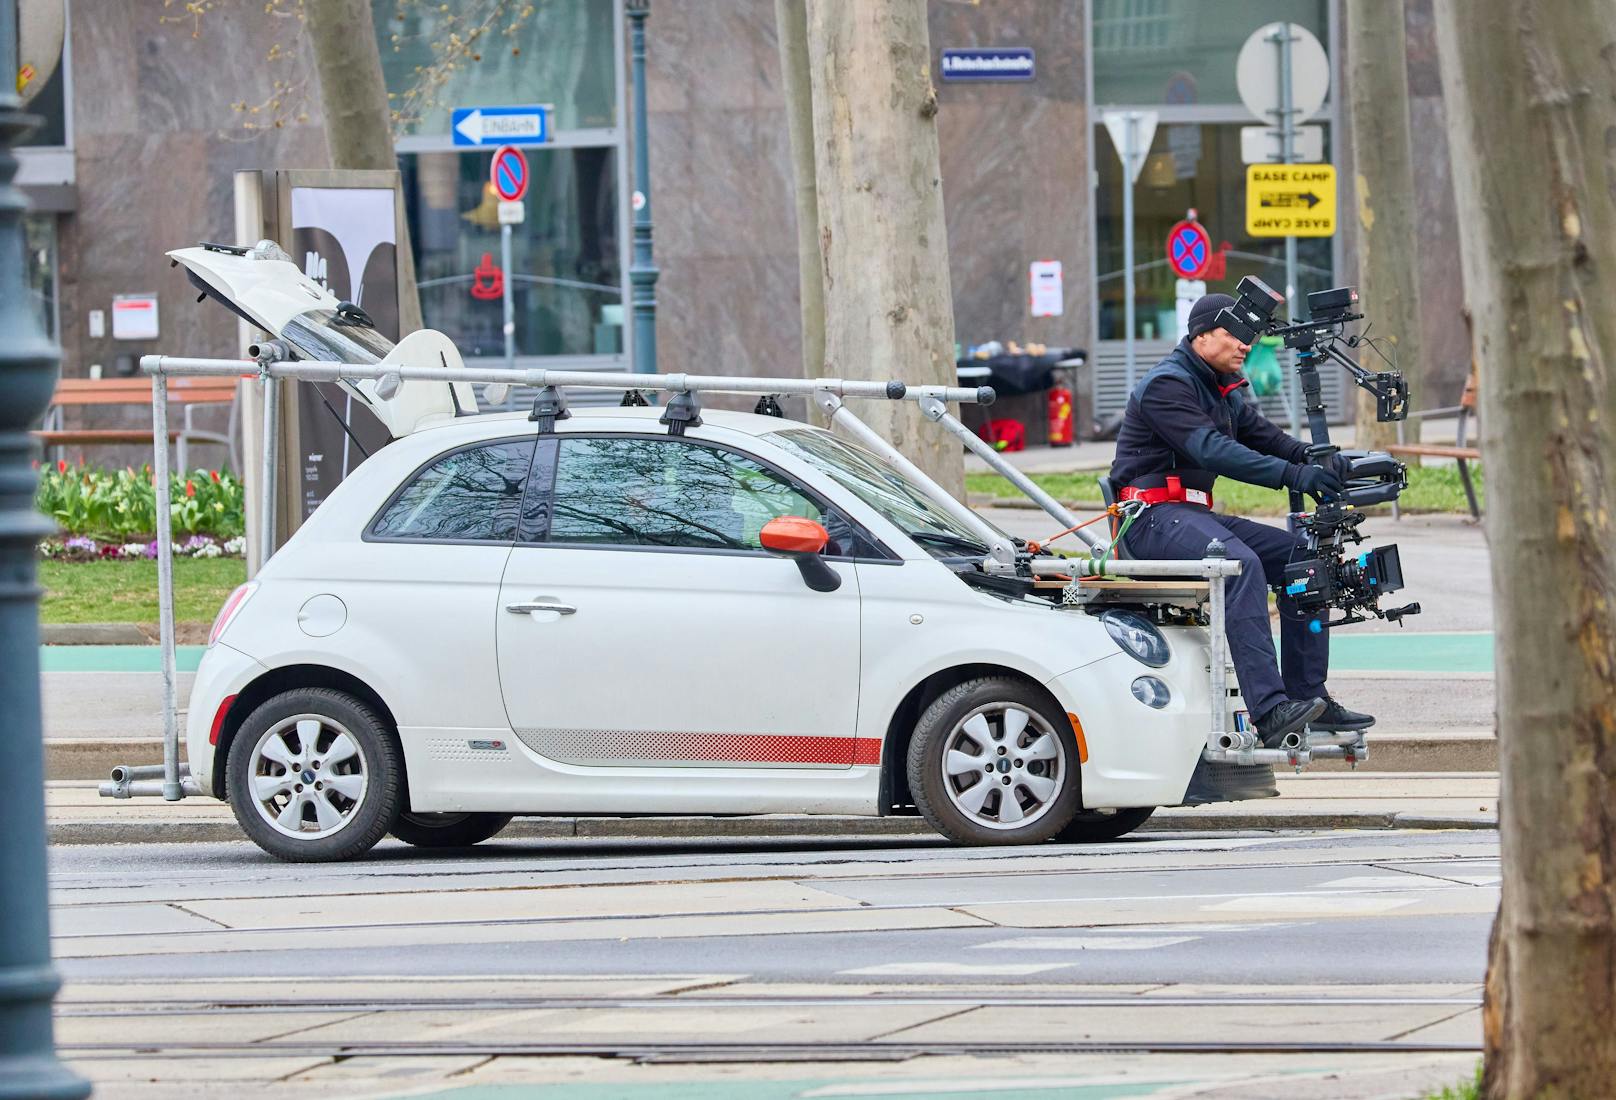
[
  {"xmin": 370, "ymin": 439, "xmax": 535, "ymax": 542},
  {"xmin": 543, "ymin": 436, "xmax": 866, "ymax": 556}
]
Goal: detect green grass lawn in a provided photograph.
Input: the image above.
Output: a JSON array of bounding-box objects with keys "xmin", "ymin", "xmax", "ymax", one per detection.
[
  {"xmin": 966, "ymin": 463, "xmax": 1482, "ymax": 518},
  {"xmin": 39, "ymin": 558, "xmax": 246, "ymax": 624},
  {"xmin": 1419, "ymin": 1063, "xmax": 1482, "ymax": 1099}
]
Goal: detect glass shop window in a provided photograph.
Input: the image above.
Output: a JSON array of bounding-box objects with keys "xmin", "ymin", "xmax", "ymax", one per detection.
[
  {"xmin": 399, "ymin": 147, "xmax": 621, "ymax": 360},
  {"xmin": 1093, "ymin": 122, "xmax": 1334, "ymax": 341}
]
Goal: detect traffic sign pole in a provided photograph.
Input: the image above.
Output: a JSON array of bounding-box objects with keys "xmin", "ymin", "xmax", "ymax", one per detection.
[
  {"xmin": 1123, "ymin": 114, "xmax": 1138, "ymax": 391},
  {"xmin": 501, "ymin": 222, "xmax": 515, "ymax": 371},
  {"xmin": 1273, "ymin": 22, "xmax": 1302, "ymax": 432},
  {"xmin": 489, "ymin": 146, "xmax": 529, "ymax": 373},
  {"xmin": 1103, "ymin": 110, "xmax": 1156, "ymax": 394}
]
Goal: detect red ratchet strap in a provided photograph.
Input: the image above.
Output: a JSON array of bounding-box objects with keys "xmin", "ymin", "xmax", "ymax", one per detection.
[{"xmin": 1119, "ymin": 475, "xmax": 1214, "ymax": 509}]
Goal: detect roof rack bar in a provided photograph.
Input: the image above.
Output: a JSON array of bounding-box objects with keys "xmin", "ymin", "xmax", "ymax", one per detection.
[{"xmin": 139, "ymin": 356, "xmax": 994, "ymax": 404}]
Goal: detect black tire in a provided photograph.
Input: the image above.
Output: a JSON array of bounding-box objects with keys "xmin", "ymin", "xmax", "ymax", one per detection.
[
  {"xmin": 226, "ymin": 687, "xmax": 403, "ymax": 862},
  {"xmin": 907, "ymin": 676, "xmax": 1082, "ymax": 845},
  {"xmin": 390, "ymin": 812, "xmax": 513, "ymax": 848},
  {"xmin": 1052, "ymin": 807, "xmax": 1155, "ymax": 844}
]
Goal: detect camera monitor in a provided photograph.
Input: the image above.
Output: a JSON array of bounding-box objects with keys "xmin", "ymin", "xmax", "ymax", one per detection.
[{"xmin": 1213, "ymin": 276, "xmax": 1285, "ymax": 344}]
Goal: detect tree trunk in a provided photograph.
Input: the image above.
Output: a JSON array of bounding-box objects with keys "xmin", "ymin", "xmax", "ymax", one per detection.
[
  {"xmin": 775, "ymin": 0, "xmax": 825, "ymax": 396},
  {"xmin": 303, "ymin": 0, "xmax": 423, "ymax": 334},
  {"xmin": 805, "ymin": 0, "xmax": 962, "ymax": 499},
  {"xmin": 1346, "ymin": 0, "xmax": 1421, "ymax": 448},
  {"xmin": 1433, "ymin": 3, "xmax": 1616, "ymax": 1096}
]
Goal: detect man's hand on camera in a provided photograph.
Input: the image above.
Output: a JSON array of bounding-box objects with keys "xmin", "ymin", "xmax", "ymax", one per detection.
[
  {"xmin": 1327, "ymin": 452, "xmax": 1355, "ymax": 481},
  {"xmin": 1289, "ymin": 463, "xmax": 1345, "ymax": 499}
]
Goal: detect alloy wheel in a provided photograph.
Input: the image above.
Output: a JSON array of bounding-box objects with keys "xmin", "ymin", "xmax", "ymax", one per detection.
[
  {"xmin": 939, "ymin": 703, "xmax": 1066, "ymax": 830},
  {"xmin": 248, "ymin": 713, "xmax": 369, "ymax": 840}
]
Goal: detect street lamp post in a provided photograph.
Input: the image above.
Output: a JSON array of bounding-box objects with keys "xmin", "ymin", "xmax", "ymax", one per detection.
[
  {"xmin": 626, "ymin": 0, "xmax": 658, "ymax": 374},
  {"xmin": 0, "ymin": 3, "xmax": 93, "ymax": 1097}
]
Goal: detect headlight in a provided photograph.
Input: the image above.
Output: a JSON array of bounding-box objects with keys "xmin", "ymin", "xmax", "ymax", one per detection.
[
  {"xmin": 1131, "ymin": 675, "xmax": 1172, "ymax": 708},
  {"xmin": 1101, "ymin": 609, "xmax": 1170, "ymax": 667}
]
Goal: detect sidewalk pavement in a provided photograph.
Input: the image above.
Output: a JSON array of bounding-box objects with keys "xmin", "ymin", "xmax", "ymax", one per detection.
[
  {"xmin": 47, "ymin": 771, "xmax": 1497, "ymax": 846},
  {"xmin": 964, "ymin": 416, "xmax": 1469, "ymax": 476}
]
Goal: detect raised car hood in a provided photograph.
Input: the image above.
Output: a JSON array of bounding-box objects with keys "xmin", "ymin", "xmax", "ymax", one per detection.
[{"xmin": 169, "ymin": 244, "xmax": 477, "ymax": 437}]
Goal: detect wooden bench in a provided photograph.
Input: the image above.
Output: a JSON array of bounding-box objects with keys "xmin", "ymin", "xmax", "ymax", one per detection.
[
  {"xmin": 36, "ymin": 377, "xmax": 241, "ymax": 472},
  {"xmin": 1385, "ymin": 372, "xmax": 1481, "ymax": 520}
]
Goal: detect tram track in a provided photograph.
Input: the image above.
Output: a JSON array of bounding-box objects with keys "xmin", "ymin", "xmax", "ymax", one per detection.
[
  {"xmin": 53, "ymin": 992, "xmax": 1485, "ymax": 1016},
  {"xmin": 47, "ymin": 849, "xmax": 1500, "ymax": 913},
  {"xmin": 54, "ymin": 1037, "xmax": 1485, "ymax": 1060}
]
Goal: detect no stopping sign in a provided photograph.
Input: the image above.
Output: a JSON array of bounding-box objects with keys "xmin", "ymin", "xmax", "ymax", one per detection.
[{"xmin": 1166, "ymin": 219, "xmax": 1212, "ymax": 279}]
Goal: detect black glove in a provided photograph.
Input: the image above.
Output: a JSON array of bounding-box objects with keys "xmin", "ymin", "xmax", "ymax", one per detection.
[
  {"xmin": 1327, "ymin": 452, "xmax": 1356, "ymax": 481},
  {"xmin": 1289, "ymin": 463, "xmax": 1345, "ymax": 498}
]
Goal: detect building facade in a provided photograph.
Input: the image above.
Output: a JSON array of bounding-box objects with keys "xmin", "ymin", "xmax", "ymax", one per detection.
[{"xmin": 19, "ymin": 0, "xmax": 1467, "ymax": 461}]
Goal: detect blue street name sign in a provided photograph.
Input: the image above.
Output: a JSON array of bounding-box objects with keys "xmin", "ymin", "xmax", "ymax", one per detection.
[
  {"xmin": 452, "ymin": 104, "xmax": 553, "ymax": 146},
  {"xmin": 940, "ymin": 47, "xmax": 1035, "ymax": 82}
]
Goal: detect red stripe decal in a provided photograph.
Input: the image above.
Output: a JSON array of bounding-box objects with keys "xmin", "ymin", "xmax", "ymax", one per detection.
[{"xmin": 535, "ymin": 731, "xmax": 884, "ymax": 766}]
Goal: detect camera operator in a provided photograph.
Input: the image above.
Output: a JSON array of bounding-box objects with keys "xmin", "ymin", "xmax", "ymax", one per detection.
[{"xmin": 1109, "ymin": 293, "xmax": 1374, "ymax": 748}]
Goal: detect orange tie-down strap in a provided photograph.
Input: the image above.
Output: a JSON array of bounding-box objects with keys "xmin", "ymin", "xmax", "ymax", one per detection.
[{"xmin": 1027, "ymin": 504, "xmax": 1125, "ymax": 556}]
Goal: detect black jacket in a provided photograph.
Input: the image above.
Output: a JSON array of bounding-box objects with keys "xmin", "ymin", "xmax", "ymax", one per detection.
[{"xmin": 1109, "ymin": 338, "xmax": 1308, "ymax": 491}]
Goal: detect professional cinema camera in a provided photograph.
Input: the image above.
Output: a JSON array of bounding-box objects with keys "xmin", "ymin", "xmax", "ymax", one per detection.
[{"xmin": 1214, "ymin": 276, "xmax": 1422, "ymax": 630}]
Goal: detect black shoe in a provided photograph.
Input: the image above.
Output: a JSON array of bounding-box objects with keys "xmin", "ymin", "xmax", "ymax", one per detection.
[
  {"xmin": 1256, "ymin": 697, "xmax": 1326, "ymax": 749},
  {"xmin": 1312, "ymin": 697, "xmax": 1375, "ymax": 731}
]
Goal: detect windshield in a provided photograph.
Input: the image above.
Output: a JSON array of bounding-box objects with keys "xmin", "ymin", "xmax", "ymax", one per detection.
[
  {"xmin": 771, "ymin": 428, "xmax": 1003, "ymax": 559},
  {"xmin": 282, "ymin": 308, "xmax": 397, "ymax": 365}
]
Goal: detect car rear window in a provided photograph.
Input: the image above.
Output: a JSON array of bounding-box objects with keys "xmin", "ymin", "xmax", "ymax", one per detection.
[{"xmin": 370, "ymin": 439, "xmax": 535, "ymax": 542}]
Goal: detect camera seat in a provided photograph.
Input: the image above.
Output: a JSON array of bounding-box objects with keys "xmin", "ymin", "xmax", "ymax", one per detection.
[{"xmin": 1097, "ymin": 476, "xmax": 1131, "ymax": 559}]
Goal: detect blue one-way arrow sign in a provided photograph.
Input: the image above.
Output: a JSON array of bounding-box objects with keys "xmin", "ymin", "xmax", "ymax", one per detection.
[{"xmin": 452, "ymin": 105, "xmax": 552, "ymax": 146}]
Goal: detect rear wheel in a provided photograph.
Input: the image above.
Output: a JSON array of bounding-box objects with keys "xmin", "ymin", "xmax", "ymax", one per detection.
[
  {"xmin": 390, "ymin": 812, "xmax": 513, "ymax": 848},
  {"xmin": 226, "ymin": 687, "xmax": 402, "ymax": 862},
  {"xmin": 908, "ymin": 676, "xmax": 1080, "ymax": 845},
  {"xmin": 1053, "ymin": 807, "xmax": 1155, "ymax": 844}
]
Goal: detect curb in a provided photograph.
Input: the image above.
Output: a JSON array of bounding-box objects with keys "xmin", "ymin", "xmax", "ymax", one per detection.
[
  {"xmin": 42, "ymin": 623, "xmax": 151, "ymax": 645},
  {"xmin": 45, "ymin": 810, "xmax": 1497, "ymax": 846},
  {"xmin": 46, "ymin": 736, "xmax": 1501, "ymax": 781}
]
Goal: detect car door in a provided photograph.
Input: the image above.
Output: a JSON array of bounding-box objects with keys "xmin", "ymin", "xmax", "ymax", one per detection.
[
  {"xmin": 496, "ymin": 433, "xmax": 867, "ymax": 769},
  {"xmin": 358, "ymin": 436, "xmax": 535, "ymax": 735}
]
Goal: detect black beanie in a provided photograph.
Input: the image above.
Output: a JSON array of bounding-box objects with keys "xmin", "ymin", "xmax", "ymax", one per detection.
[{"xmin": 1187, "ymin": 293, "xmax": 1237, "ymax": 338}]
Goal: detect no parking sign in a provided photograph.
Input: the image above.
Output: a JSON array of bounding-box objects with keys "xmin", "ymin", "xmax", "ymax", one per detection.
[
  {"xmin": 490, "ymin": 145, "xmax": 529, "ymax": 202},
  {"xmin": 1166, "ymin": 217, "xmax": 1212, "ymax": 279}
]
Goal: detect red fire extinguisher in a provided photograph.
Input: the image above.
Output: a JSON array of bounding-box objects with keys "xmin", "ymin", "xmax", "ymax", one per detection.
[{"xmin": 1047, "ymin": 376, "xmax": 1074, "ymax": 447}]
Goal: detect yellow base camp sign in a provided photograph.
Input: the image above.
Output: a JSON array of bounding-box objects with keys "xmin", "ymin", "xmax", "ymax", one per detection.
[{"xmin": 1246, "ymin": 164, "xmax": 1336, "ymax": 237}]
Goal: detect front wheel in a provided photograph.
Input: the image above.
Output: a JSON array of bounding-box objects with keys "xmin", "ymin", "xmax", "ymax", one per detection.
[
  {"xmin": 908, "ymin": 676, "xmax": 1081, "ymax": 845},
  {"xmin": 1053, "ymin": 807, "xmax": 1155, "ymax": 844},
  {"xmin": 390, "ymin": 812, "xmax": 513, "ymax": 848},
  {"xmin": 226, "ymin": 687, "xmax": 403, "ymax": 862}
]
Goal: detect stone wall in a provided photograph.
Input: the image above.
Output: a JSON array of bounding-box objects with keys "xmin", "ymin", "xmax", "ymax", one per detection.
[{"xmin": 53, "ymin": 2, "xmax": 329, "ymax": 467}]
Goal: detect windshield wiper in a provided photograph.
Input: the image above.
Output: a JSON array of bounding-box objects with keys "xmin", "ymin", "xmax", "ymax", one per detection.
[{"xmin": 909, "ymin": 531, "xmax": 990, "ymax": 556}]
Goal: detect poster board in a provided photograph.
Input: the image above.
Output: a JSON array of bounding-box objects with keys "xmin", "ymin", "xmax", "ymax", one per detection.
[{"xmin": 236, "ymin": 169, "xmax": 423, "ymax": 571}]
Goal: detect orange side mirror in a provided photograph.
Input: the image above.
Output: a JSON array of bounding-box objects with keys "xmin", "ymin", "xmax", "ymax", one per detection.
[{"xmin": 760, "ymin": 516, "xmax": 829, "ymax": 556}]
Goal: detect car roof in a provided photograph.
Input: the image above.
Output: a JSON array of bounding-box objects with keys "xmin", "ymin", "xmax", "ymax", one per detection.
[{"xmin": 410, "ymin": 406, "xmax": 821, "ymax": 444}]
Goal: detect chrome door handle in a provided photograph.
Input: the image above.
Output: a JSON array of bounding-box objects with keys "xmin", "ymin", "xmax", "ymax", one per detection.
[{"xmin": 505, "ymin": 602, "xmax": 577, "ymax": 616}]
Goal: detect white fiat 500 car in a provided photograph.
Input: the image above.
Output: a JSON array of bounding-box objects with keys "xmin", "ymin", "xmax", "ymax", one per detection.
[{"xmin": 172, "ymin": 244, "xmax": 1266, "ymax": 862}]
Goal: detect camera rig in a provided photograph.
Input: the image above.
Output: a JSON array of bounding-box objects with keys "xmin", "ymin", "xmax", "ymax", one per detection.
[{"xmin": 1214, "ymin": 276, "xmax": 1422, "ymax": 630}]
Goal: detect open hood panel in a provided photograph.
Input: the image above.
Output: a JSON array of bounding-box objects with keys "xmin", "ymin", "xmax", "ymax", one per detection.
[{"xmin": 170, "ymin": 243, "xmax": 476, "ymax": 438}]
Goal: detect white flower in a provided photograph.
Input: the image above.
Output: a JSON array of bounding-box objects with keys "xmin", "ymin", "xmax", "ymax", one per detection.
[
  {"xmin": 195, "ymin": 543, "xmax": 223, "ymax": 558},
  {"xmin": 120, "ymin": 543, "xmax": 148, "ymax": 558},
  {"xmin": 223, "ymin": 536, "xmax": 247, "ymax": 556}
]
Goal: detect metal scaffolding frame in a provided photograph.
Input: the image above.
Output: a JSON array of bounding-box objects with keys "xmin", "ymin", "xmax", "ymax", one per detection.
[{"xmin": 102, "ymin": 349, "xmax": 1334, "ymax": 805}]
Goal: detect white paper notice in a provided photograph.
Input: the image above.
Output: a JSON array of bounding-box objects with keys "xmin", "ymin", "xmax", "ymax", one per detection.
[
  {"xmin": 1175, "ymin": 278, "xmax": 1206, "ymax": 337},
  {"xmin": 111, "ymin": 296, "xmax": 159, "ymax": 340},
  {"xmin": 1030, "ymin": 260, "xmax": 1063, "ymax": 317}
]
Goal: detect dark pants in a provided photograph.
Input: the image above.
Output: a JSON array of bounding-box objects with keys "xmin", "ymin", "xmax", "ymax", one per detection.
[{"xmin": 1123, "ymin": 503, "xmax": 1328, "ymax": 720}]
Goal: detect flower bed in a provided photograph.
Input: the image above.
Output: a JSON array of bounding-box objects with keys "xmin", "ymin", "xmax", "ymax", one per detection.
[{"xmin": 35, "ymin": 460, "xmax": 247, "ymax": 559}]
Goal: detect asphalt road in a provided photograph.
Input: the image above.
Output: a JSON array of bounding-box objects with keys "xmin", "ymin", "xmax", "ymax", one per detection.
[{"xmin": 49, "ymin": 829, "xmax": 1495, "ymax": 1099}]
